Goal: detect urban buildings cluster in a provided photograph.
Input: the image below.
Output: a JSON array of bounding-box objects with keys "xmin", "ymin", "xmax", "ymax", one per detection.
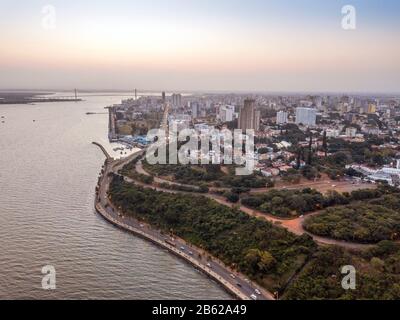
[{"xmin": 108, "ymin": 91, "xmax": 400, "ymax": 186}]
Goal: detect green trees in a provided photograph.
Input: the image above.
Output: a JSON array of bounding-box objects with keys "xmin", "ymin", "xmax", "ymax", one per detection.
[
  {"xmin": 241, "ymin": 188, "xmax": 326, "ymax": 218},
  {"xmin": 301, "ymin": 164, "xmax": 319, "ymax": 180},
  {"xmin": 244, "ymin": 249, "xmax": 277, "ymax": 274},
  {"xmin": 142, "ymin": 160, "xmax": 269, "ymax": 188},
  {"xmin": 296, "ymin": 147, "xmax": 303, "ymax": 170},
  {"xmin": 307, "ymin": 130, "xmax": 313, "ymax": 165},
  {"xmin": 225, "ymin": 192, "xmax": 240, "ymax": 203},
  {"xmin": 109, "ymin": 174, "xmax": 400, "ymax": 300},
  {"xmin": 108, "ymin": 176, "xmax": 317, "ymax": 292},
  {"xmin": 284, "ymin": 243, "xmax": 400, "ymax": 300},
  {"xmin": 304, "ymin": 204, "xmax": 400, "ymax": 243},
  {"xmin": 323, "ymin": 137, "xmax": 396, "ymax": 169},
  {"xmin": 240, "ymin": 186, "xmax": 396, "ymax": 219},
  {"xmin": 322, "ymin": 130, "xmax": 328, "ymax": 157}
]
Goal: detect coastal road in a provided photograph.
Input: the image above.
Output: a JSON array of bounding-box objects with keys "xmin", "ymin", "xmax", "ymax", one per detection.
[
  {"xmin": 134, "ymin": 160, "xmax": 375, "ymax": 250},
  {"xmin": 94, "ymin": 145, "xmax": 274, "ymax": 301}
]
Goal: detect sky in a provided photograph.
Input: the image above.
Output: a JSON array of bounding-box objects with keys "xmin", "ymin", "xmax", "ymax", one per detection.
[{"xmin": 0, "ymin": 0, "xmax": 399, "ymax": 93}]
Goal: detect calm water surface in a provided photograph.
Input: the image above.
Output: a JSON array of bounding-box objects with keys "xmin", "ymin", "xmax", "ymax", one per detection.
[{"xmin": 0, "ymin": 94, "xmax": 230, "ymax": 299}]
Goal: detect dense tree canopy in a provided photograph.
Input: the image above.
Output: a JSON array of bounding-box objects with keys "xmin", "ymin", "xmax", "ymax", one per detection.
[
  {"xmin": 241, "ymin": 186, "xmax": 397, "ymax": 218},
  {"xmin": 304, "ymin": 204, "xmax": 400, "ymax": 243},
  {"xmin": 241, "ymin": 188, "xmax": 348, "ymax": 218},
  {"xmin": 284, "ymin": 243, "xmax": 400, "ymax": 300},
  {"xmin": 109, "ymin": 175, "xmax": 317, "ymax": 292},
  {"xmin": 142, "ymin": 160, "xmax": 269, "ymax": 188}
]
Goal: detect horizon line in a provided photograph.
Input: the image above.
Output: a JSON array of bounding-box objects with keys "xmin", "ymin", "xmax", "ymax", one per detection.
[{"xmin": 1, "ymin": 88, "xmax": 400, "ymax": 97}]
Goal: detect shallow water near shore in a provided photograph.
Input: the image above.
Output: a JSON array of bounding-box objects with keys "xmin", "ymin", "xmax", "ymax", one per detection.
[{"xmin": 0, "ymin": 93, "xmax": 229, "ymax": 299}]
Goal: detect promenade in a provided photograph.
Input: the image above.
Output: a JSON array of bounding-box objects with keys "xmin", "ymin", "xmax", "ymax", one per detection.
[{"xmin": 93, "ymin": 142, "xmax": 274, "ymax": 301}]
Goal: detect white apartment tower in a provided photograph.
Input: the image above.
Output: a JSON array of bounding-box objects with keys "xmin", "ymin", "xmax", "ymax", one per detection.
[
  {"xmin": 219, "ymin": 105, "xmax": 235, "ymax": 122},
  {"xmin": 276, "ymin": 111, "xmax": 288, "ymax": 124},
  {"xmin": 295, "ymin": 107, "xmax": 317, "ymax": 126},
  {"xmin": 171, "ymin": 93, "xmax": 182, "ymax": 108},
  {"xmin": 191, "ymin": 102, "xmax": 199, "ymax": 119}
]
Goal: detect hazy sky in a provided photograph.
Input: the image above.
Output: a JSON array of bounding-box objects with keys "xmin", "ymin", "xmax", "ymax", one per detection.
[{"xmin": 1, "ymin": 0, "xmax": 399, "ymax": 92}]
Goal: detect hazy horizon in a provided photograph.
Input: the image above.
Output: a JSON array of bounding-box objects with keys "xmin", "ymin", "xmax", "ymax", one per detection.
[
  {"xmin": 1, "ymin": 0, "xmax": 399, "ymax": 93},
  {"xmin": 1, "ymin": 89, "xmax": 400, "ymax": 97}
]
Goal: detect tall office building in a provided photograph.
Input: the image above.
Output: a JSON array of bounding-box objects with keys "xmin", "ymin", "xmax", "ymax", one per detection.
[
  {"xmin": 238, "ymin": 99, "xmax": 260, "ymax": 131},
  {"xmin": 171, "ymin": 93, "xmax": 182, "ymax": 108},
  {"xmin": 367, "ymin": 103, "xmax": 377, "ymax": 114},
  {"xmin": 295, "ymin": 107, "xmax": 317, "ymax": 126},
  {"xmin": 276, "ymin": 111, "xmax": 288, "ymax": 124},
  {"xmin": 161, "ymin": 91, "xmax": 166, "ymax": 103},
  {"xmin": 191, "ymin": 102, "xmax": 199, "ymax": 119}
]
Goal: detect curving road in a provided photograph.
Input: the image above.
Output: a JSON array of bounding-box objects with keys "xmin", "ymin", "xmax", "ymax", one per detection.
[
  {"xmin": 134, "ymin": 160, "xmax": 375, "ymax": 250},
  {"xmin": 94, "ymin": 144, "xmax": 274, "ymax": 301}
]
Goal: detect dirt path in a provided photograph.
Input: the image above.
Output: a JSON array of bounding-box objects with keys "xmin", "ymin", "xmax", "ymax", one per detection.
[{"xmin": 130, "ymin": 161, "xmax": 375, "ymax": 250}]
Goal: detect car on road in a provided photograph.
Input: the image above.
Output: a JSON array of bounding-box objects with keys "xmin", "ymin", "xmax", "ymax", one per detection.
[
  {"xmin": 139, "ymin": 224, "xmax": 144, "ymax": 228},
  {"xmin": 250, "ymin": 294, "xmax": 257, "ymax": 300},
  {"xmin": 236, "ymin": 283, "xmax": 242, "ymax": 288},
  {"xmin": 188, "ymin": 251, "xmax": 193, "ymax": 255},
  {"xmin": 255, "ymin": 289, "xmax": 261, "ymax": 295},
  {"xmin": 180, "ymin": 246, "xmax": 185, "ymax": 251},
  {"xmin": 230, "ymin": 274, "xmax": 236, "ymax": 279},
  {"xmin": 206, "ymin": 263, "xmax": 212, "ymax": 268}
]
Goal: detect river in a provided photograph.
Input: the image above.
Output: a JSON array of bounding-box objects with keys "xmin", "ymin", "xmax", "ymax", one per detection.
[{"xmin": 0, "ymin": 93, "xmax": 229, "ymax": 299}]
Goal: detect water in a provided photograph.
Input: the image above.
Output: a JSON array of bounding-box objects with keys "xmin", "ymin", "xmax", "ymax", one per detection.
[{"xmin": 0, "ymin": 94, "xmax": 229, "ymax": 299}]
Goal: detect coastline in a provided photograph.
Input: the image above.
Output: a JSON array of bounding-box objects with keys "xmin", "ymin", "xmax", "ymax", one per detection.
[
  {"xmin": 94, "ymin": 203, "xmax": 248, "ymax": 300},
  {"xmin": 93, "ymin": 142, "xmax": 272, "ymax": 301}
]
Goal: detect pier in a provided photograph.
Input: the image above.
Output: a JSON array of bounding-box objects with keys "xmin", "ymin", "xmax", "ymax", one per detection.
[{"xmin": 92, "ymin": 142, "xmax": 113, "ymax": 160}]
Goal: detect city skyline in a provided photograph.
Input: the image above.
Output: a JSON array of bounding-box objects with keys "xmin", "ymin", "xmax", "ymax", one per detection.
[{"xmin": 1, "ymin": 0, "xmax": 400, "ymax": 92}]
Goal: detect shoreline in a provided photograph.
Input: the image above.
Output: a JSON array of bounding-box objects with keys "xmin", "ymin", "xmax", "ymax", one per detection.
[
  {"xmin": 94, "ymin": 203, "xmax": 246, "ymax": 300},
  {"xmin": 93, "ymin": 142, "xmax": 272, "ymax": 301}
]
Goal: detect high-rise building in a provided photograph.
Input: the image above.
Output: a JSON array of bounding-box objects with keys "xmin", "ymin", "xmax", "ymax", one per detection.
[
  {"xmin": 367, "ymin": 103, "xmax": 377, "ymax": 114},
  {"xmin": 171, "ymin": 93, "xmax": 182, "ymax": 108},
  {"xmin": 161, "ymin": 91, "xmax": 166, "ymax": 103},
  {"xmin": 191, "ymin": 102, "xmax": 199, "ymax": 119},
  {"xmin": 238, "ymin": 99, "xmax": 260, "ymax": 131},
  {"xmin": 219, "ymin": 105, "xmax": 235, "ymax": 122},
  {"xmin": 276, "ymin": 111, "xmax": 288, "ymax": 124},
  {"xmin": 346, "ymin": 127, "xmax": 357, "ymax": 138},
  {"xmin": 255, "ymin": 110, "xmax": 261, "ymax": 131},
  {"xmin": 295, "ymin": 107, "xmax": 316, "ymax": 126}
]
